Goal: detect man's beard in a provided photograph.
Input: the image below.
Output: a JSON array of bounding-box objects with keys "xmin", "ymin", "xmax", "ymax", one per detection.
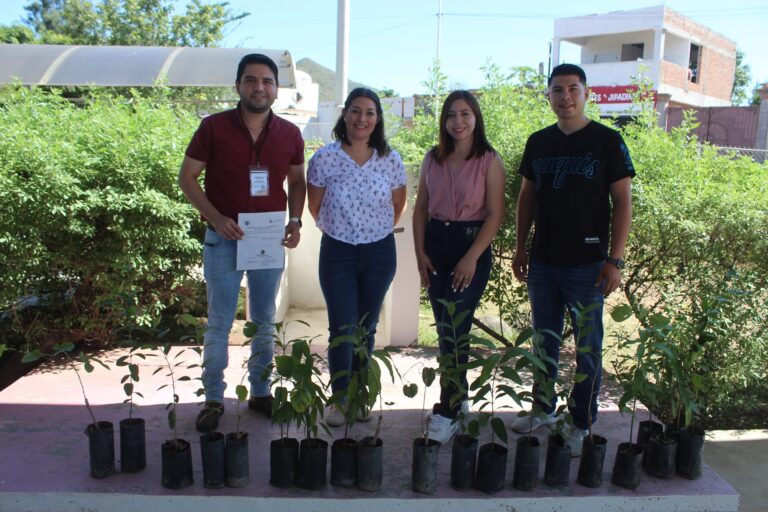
[{"xmin": 242, "ymin": 97, "xmax": 272, "ymax": 114}]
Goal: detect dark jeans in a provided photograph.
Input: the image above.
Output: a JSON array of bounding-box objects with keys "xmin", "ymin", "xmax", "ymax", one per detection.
[
  {"xmin": 319, "ymin": 233, "xmax": 397, "ymax": 395},
  {"xmin": 425, "ymin": 218, "xmax": 492, "ymax": 419},
  {"xmin": 527, "ymin": 258, "xmax": 605, "ymax": 430}
]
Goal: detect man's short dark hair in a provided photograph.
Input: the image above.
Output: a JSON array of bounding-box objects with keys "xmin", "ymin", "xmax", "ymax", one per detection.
[
  {"xmin": 236, "ymin": 53, "xmax": 279, "ymax": 85},
  {"xmin": 548, "ymin": 63, "xmax": 587, "ymax": 86}
]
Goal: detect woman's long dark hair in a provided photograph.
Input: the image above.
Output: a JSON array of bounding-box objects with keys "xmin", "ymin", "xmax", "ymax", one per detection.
[
  {"xmin": 332, "ymin": 87, "xmax": 391, "ymax": 156},
  {"xmin": 431, "ymin": 90, "xmax": 493, "ymax": 164}
]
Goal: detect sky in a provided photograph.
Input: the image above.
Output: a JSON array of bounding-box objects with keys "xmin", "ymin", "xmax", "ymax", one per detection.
[{"xmin": 1, "ymin": 0, "xmax": 766, "ymax": 98}]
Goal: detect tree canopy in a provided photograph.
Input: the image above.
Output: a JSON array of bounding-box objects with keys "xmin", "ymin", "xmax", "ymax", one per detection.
[
  {"xmin": 2, "ymin": 0, "xmax": 247, "ymax": 47},
  {"xmin": 731, "ymin": 49, "xmax": 753, "ymax": 106}
]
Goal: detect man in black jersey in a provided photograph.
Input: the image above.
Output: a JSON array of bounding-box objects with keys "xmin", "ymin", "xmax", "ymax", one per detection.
[{"xmin": 511, "ymin": 64, "xmax": 635, "ymax": 457}]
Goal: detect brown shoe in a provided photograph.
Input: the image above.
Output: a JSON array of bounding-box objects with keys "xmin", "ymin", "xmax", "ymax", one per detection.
[
  {"xmin": 195, "ymin": 402, "xmax": 224, "ymax": 432},
  {"xmin": 248, "ymin": 395, "xmax": 273, "ymax": 418}
]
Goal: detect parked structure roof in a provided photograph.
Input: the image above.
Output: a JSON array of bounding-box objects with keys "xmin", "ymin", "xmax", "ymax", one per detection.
[{"xmin": 0, "ymin": 44, "xmax": 296, "ymax": 88}]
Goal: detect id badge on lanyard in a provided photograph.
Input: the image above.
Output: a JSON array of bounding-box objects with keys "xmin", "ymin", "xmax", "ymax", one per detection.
[{"xmin": 250, "ymin": 166, "xmax": 269, "ymax": 197}]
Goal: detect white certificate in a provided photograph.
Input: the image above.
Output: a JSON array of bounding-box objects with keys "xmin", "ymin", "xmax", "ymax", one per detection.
[{"xmin": 236, "ymin": 212, "xmax": 286, "ymax": 270}]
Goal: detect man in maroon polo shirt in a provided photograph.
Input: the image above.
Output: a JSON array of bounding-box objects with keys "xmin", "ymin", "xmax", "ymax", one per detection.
[{"xmin": 178, "ymin": 53, "xmax": 306, "ymax": 432}]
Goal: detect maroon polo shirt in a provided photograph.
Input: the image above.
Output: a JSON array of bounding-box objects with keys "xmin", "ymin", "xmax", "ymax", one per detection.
[{"xmin": 185, "ymin": 104, "xmax": 305, "ymax": 221}]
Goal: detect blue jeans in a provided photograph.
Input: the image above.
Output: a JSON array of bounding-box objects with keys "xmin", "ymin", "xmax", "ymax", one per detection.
[
  {"xmin": 425, "ymin": 219, "xmax": 492, "ymax": 419},
  {"xmin": 527, "ymin": 258, "xmax": 605, "ymax": 430},
  {"xmin": 319, "ymin": 234, "xmax": 397, "ymax": 395},
  {"xmin": 202, "ymin": 228, "xmax": 283, "ymax": 403}
]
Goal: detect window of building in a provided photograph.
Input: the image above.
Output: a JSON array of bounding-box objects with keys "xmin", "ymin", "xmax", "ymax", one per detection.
[
  {"xmin": 689, "ymin": 43, "xmax": 701, "ymax": 83},
  {"xmin": 620, "ymin": 43, "xmax": 645, "ymax": 61}
]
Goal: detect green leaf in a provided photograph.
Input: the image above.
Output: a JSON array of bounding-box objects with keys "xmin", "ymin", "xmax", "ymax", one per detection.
[
  {"xmin": 21, "ymin": 350, "xmax": 43, "ymax": 363},
  {"xmin": 177, "ymin": 313, "xmax": 198, "ymax": 327},
  {"xmin": 168, "ymin": 409, "xmax": 176, "ymax": 430},
  {"xmin": 123, "ymin": 382, "xmax": 133, "ymax": 396},
  {"xmin": 275, "ymin": 355, "xmax": 295, "ymax": 377},
  {"xmin": 403, "ymin": 383, "xmax": 418, "ymax": 398},
  {"xmin": 59, "ymin": 342, "xmax": 76, "ymax": 352},
  {"xmin": 573, "ymin": 373, "xmax": 588, "ymax": 384},
  {"xmin": 491, "ymin": 417, "xmax": 508, "ymax": 444},
  {"xmin": 611, "ymin": 304, "xmax": 634, "ymax": 322},
  {"xmin": 422, "ymin": 367, "xmax": 436, "ymax": 387},
  {"xmin": 235, "ymin": 384, "xmax": 248, "ymax": 402}
]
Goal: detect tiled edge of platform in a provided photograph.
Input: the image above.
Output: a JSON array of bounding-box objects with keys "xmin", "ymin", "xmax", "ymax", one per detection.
[{"xmin": 0, "ymin": 493, "xmax": 741, "ymax": 512}]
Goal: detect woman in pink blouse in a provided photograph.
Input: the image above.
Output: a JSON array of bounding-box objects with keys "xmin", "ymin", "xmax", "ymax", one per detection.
[{"xmin": 412, "ymin": 90, "xmax": 505, "ymax": 444}]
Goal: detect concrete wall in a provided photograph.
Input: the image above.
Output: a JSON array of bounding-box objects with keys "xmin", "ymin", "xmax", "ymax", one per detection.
[
  {"xmin": 580, "ymin": 31, "xmax": 656, "ymax": 64},
  {"xmin": 582, "ymin": 60, "xmax": 659, "ymax": 87}
]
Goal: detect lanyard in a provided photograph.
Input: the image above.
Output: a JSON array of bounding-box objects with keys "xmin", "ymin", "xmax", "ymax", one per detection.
[{"xmin": 252, "ymin": 124, "xmax": 270, "ymax": 167}]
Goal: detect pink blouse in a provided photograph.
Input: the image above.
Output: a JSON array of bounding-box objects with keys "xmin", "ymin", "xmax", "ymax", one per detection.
[{"xmin": 424, "ymin": 150, "xmax": 494, "ymax": 222}]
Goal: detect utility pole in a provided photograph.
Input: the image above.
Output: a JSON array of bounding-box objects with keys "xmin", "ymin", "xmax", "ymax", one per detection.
[
  {"xmin": 336, "ymin": 0, "xmax": 350, "ymax": 111},
  {"xmin": 433, "ymin": 0, "xmax": 443, "ymax": 117},
  {"xmin": 436, "ymin": 0, "xmax": 442, "ymax": 65}
]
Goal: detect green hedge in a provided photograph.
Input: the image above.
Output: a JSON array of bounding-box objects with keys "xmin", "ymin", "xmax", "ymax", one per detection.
[{"xmin": 0, "ymin": 85, "xmax": 202, "ymax": 348}]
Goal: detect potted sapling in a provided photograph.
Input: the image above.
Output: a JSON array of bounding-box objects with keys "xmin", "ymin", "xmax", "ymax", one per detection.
[
  {"xmin": 511, "ymin": 327, "xmax": 557, "ymax": 492},
  {"xmin": 609, "ymin": 303, "xmax": 649, "ymax": 490},
  {"xmin": 644, "ymin": 309, "xmax": 708, "ymax": 480},
  {"xmin": 327, "ymin": 319, "xmax": 400, "ymax": 491},
  {"xmin": 265, "ymin": 322, "xmax": 329, "ymax": 491},
  {"xmin": 641, "ymin": 312, "xmax": 680, "ymax": 480},
  {"xmin": 434, "ymin": 300, "xmax": 480, "ymax": 491},
  {"xmin": 267, "ymin": 321, "xmax": 309, "ymax": 489},
  {"xmin": 292, "ymin": 338, "xmax": 330, "ymax": 490},
  {"xmin": 155, "ymin": 342, "xmax": 194, "ymax": 489},
  {"xmin": 115, "ymin": 335, "xmax": 153, "ymax": 474},
  {"xmin": 171, "ymin": 313, "xmax": 226, "ymax": 489},
  {"xmin": 574, "ymin": 303, "xmax": 609, "ymax": 489},
  {"xmin": 113, "ymin": 309, "xmax": 164, "ymax": 475},
  {"xmin": 403, "ymin": 365, "xmax": 440, "ymax": 494},
  {"xmin": 23, "ymin": 342, "xmax": 114, "ymax": 479},
  {"xmin": 356, "ymin": 343, "xmax": 399, "ymax": 492},
  {"xmin": 544, "ymin": 355, "xmax": 577, "ymax": 488},
  {"xmin": 224, "ymin": 368, "xmax": 251, "ymax": 488},
  {"xmin": 468, "ymin": 338, "xmax": 514, "ymax": 494},
  {"xmin": 510, "ymin": 325, "xmax": 575, "ymax": 488}
]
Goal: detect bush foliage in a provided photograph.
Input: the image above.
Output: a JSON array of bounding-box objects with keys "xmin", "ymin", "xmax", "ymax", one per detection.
[
  {"xmin": 0, "ymin": 85, "xmax": 202, "ymax": 350},
  {"xmin": 393, "ymin": 66, "xmax": 768, "ymax": 423}
]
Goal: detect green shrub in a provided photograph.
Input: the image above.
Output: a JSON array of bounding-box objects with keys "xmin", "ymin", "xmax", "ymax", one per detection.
[{"xmin": 0, "ymin": 85, "xmax": 202, "ymax": 350}]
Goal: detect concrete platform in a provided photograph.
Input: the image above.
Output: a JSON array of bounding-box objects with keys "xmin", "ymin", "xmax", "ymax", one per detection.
[{"xmin": 0, "ymin": 343, "xmax": 742, "ymax": 512}]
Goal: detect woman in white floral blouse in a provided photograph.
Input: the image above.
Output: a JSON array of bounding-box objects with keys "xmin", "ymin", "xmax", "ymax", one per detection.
[{"xmin": 307, "ymin": 88, "xmax": 407, "ymax": 426}]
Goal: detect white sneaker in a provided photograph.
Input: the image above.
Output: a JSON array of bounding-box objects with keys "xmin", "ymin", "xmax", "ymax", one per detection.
[
  {"xmin": 356, "ymin": 406, "xmax": 371, "ymax": 423},
  {"xmin": 510, "ymin": 410, "xmax": 559, "ymax": 433},
  {"xmin": 424, "ymin": 400, "xmax": 470, "ymax": 421},
  {"xmin": 326, "ymin": 405, "xmax": 346, "ymax": 427},
  {"xmin": 566, "ymin": 426, "xmax": 588, "ymax": 457},
  {"xmin": 427, "ymin": 413, "xmax": 458, "ymax": 444}
]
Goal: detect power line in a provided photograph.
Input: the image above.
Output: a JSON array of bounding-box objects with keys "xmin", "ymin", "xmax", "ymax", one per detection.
[{"xmin": 296, "ymin": 14, "xmax": 434, "ymax": 54}]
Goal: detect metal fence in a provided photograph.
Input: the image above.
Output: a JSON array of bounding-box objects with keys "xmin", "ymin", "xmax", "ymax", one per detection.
[{"xmin": 710, "ymin": 145, "xmax": 768, "ymax": 164}]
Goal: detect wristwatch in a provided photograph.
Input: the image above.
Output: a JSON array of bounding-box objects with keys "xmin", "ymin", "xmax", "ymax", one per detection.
[
  {"xmin": 288, "ymin": 216, "xmax": 302, "ymax": 228},
  {"xmin": 606, "ymin": 257, "xmax": 625, "ymax": 269}
]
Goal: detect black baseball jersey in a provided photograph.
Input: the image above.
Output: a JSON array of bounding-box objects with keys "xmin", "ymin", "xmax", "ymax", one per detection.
[{"xmin": 518, "ymin": 121, "xmax": 635, "ymax": 266}]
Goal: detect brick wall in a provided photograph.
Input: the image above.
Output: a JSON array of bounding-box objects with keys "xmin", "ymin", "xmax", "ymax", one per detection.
[{"xmin": 662, "ymin": 7, "xmax": 736, "ymax": 102}]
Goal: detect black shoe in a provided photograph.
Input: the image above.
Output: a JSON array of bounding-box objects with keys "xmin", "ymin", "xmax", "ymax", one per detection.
[
  {"xmin": 195, "ymin": 402, "xmax": 224, "ymax": 432},
  {"xmin": 248, "ymin": 395, "xmax": 273, "ymax": 418}
]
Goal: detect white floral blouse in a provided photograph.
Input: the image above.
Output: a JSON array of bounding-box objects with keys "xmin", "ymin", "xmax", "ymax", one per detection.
[{"xmin": 307, "ymin": 141, "xmax": 406, "ymax": 245}]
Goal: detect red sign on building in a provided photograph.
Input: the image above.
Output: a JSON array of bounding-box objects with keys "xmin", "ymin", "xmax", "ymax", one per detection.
[{"xmin": 589, "ymin": 85, "xmax": 656, "ymax": 106}]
